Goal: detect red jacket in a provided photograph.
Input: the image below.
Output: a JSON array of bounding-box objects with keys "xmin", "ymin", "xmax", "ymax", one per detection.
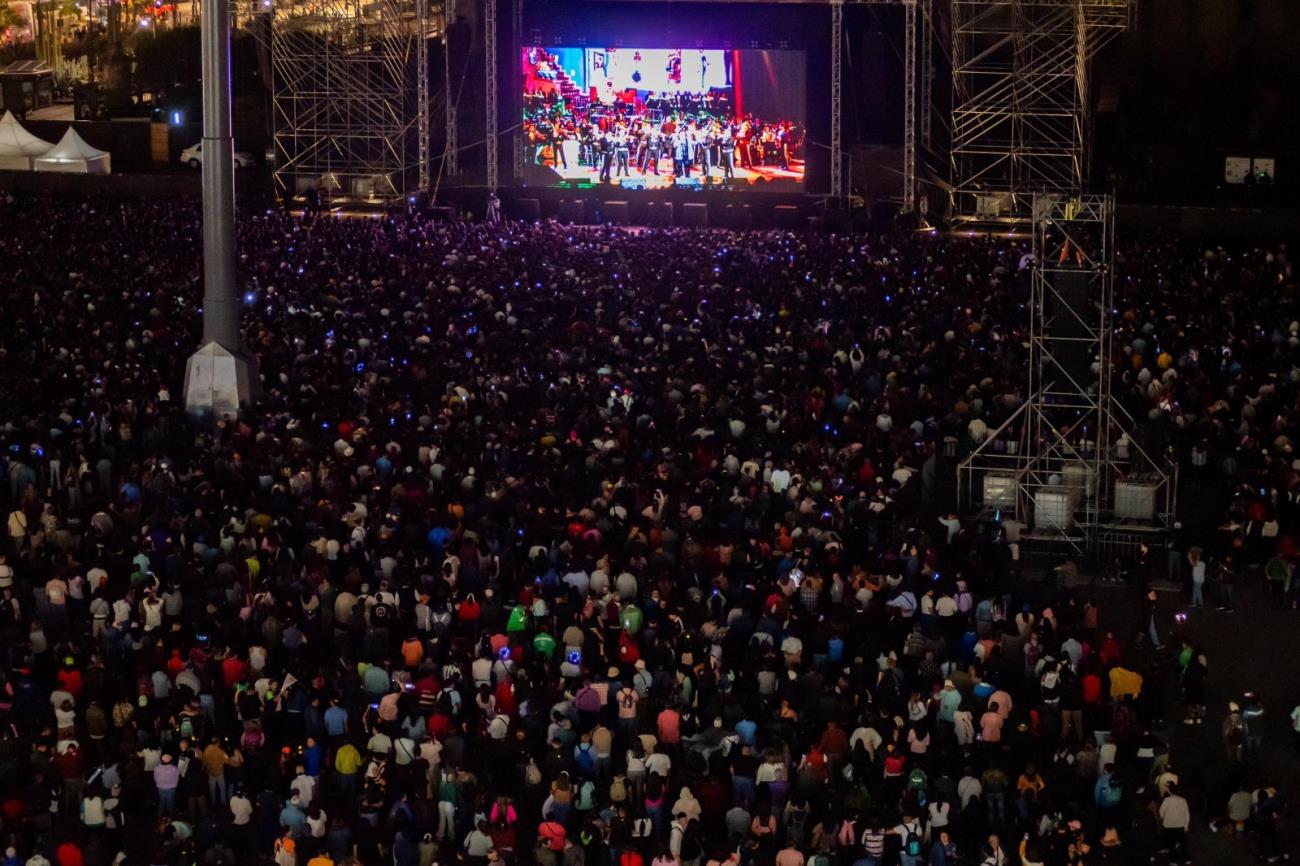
[
  {"xmin": 56, "ymin": 843, "xmax": 85, "ymax": 866},
  {"xmin": 222, "ymin": 656, "xmax": 248, "ymax": 689},
  {"xmin": 55, "ymin": 748, "xmax": 84, "ymax": 781}
]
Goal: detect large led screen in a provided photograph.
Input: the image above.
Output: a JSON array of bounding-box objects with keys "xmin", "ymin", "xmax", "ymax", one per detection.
[{"xmin": 522, "ymin": 46, "xmax": 806, "ymax": 191}]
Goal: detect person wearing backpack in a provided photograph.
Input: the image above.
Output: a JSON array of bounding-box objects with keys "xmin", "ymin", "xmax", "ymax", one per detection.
[
  {"xmin": 668, "ymin": 814, "xmax": 703, "ymax": 866},
  {"xmin": 615, "ymin": 680, "xmax": 640, "ymax": 745},
  {"xmin": 891, "ymin": 812, "xmax": 925, "ymax": 866},
  {"xmin": 1092, "ymin": 763, "xmax": 1123, "ymax": 821},
  {"xmin": 574, "ymin": 733, "xmax": 597, "ymax": 777},
  {"xmin": 538, "ymin": 812, "xmax": 567, "ymax": 853},
  {"xmin": 1221, "ymin": 701, "xmax": 1247, "ymax": 763}
]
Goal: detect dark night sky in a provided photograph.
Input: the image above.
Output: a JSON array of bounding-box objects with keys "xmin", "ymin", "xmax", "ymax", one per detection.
[{"xmin": 1117, "ymin": 0, "xmax": 1300, "ymax": 150}]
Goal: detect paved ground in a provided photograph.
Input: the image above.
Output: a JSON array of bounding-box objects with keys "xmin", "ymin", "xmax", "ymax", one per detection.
[{"xmin": 1070, "ymin": 569, "xmax": 1299, "ymax": 863}]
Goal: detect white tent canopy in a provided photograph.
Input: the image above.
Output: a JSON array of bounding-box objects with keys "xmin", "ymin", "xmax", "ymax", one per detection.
[
  {"xmin": 0, "ymin": 110, "xmax": 54, "ymax": 171},
  {"xmin": 33, "ymin": 127, "xmax": 111, "ymax": 174}
]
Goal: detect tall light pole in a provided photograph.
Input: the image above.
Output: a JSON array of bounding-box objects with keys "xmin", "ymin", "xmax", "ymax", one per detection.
[{"xmin": 183, "ymin": 0, "xmax": 258, "ymax": 418}]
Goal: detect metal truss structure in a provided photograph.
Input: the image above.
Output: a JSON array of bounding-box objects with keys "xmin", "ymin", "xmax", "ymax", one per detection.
[
  {"xmin": 251, "ymin": 0, "xmax": 439, "ymax": 201},
  {"xmin": 958, "ymin": 194, "xmax": 1175, "ymax": 560},
  {"xmin": 920, "ymin": 0, "xmax": 933, "ymax": 149},
  {"xmin": 950, "ymin": 0, "xmax": 1130, "ymax": 223},
  {"xmin": 830, "ymin": 0, "xmax": 844, "ymax": 201},
  {"xmin": 511, "ymin": 0, "xmax": 524, "ymax": 184},
  {"xmin": 484, "ymin": 0, "xmax": 499, "ymax": 190},
  {"xmin": 902, "ymin": 0, "xmax": 916, "ymax": 212},
  {"xmin": 443, "ymin": 0, "xmax": 458, "ymax": 177},
  {"xmin": 417, "ymin": 0, "xmax": 431, "ymax": 189}
]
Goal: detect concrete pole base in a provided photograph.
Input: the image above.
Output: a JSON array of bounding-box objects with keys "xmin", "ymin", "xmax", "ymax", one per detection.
[{"xmin": 183, "ymin": 341, "xmax": 260, "ymax": 419}]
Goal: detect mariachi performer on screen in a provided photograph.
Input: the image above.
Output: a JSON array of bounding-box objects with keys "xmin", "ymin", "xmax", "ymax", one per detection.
[
  {"xmin": 693, "ymin": 120, "xmax": 713, "ymax": 176},
  {"xmin": 599, "ymin": 131, "xmax": 614, "ymax": 182},
  {"xmin": 737, "ymin": 117, "xmax": 754, "ymax": 169},
  {"xmin": 551, "ymin": 124, "xmax": 569, "ymax": 169},
  {"xmin": 529, "ymin": 119, "xmax": 550, "ymax": 166},
  {"xmin": 614, "ymin": 127, "xmax": 632, "ymax": 178},
  {"xmin": 638, "ymin": 125, "xmax": 662, "ymax": 175},
  {"xmin": 719, "ymin": 126, "xmax": 735, "ymax": 180},
  {"xmin": 673, "ymin": 128, "xmax": 693, "ymax": 178},
  {"xmin": 577, "ymin": 123, "xmax": 595, "ymax": 167}
]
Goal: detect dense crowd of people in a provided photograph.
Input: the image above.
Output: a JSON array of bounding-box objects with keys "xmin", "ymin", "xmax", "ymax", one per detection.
[{"xmin": 0, "ymin": 192, "xmax": 1296, "ymax": 866}]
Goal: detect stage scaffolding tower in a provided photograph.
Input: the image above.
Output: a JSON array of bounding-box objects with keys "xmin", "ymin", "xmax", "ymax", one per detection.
[
  {"xmin": 511, "ymin": 0, "xmax": 524, "ymax": 183},
  {"xmin": 830, "ymin": 0, "xmax": 843, "ymax": 200},
  {"xmin": 957, "ymin": 194, "xmax": 1175, "ymax": 562},
  {"xmin": 949, "ymin": 0, "xmax": 1130, "ymax": 224},
  {"xmin": 920, "ymin": 0, "xmax": 932, "ymax": 150},
  {"xmin": 250, "ymin": 0, "xmax": 440, "ymax": 201},
  {"xmin": 484, "ymin": 0, "xmax": 499, "ymax": 191},
  {"xmin": 417, "ymin": 0, "xmax": 431, "ymax": 189},
  {"xmin": 901, "ymin": 0, "xmax": 916, "ymax": 212},
  {"xmin": 443, "ymin": 0, "xmax": 458, "ymax": 177}
]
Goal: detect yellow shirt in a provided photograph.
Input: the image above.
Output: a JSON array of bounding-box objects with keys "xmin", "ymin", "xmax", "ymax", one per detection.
[
  {"xmin": 1108, "ymin": 666, "xmax": 1143, "ymax": 700},
  {"xmin": 334, "ymin": 744, "xmax": 362, "ymax": 775},
  {"xmin": 202, "ymin": 744, "xmax": 229, "ymax": 777},
  {"xmin": 307, "ymin": 857, "xmax": 334, "ymax": 866}
]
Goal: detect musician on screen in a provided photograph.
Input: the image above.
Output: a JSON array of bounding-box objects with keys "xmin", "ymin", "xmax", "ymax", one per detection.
[
  {"xmin": 737, "ymin": 117, "xmax": 754, "ymax": 169},
  {"xmin": 638, "ymin": 125, "xmax": 662, "ymax": 175},
  {"xmin": 552, "ymin": 124, "xmax": 569, "ymax": 169},
  {"xmin": 599, "ymin": 131, "xmax": 614, "ymax": 182},
  {"xmin": 719, "ymin": 126, "xmax": 735, "ymax": 180},
  {"xmin": 614, "ymin": 127, "xmax": 632, "ymax": 178},
  {"xmin": 673, "ymin": 128, "xmax": 693, "ymax": 178}
]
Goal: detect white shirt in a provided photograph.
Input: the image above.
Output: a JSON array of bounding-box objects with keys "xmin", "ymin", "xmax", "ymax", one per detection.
[
  {"xmin": 1159, "ymin": 795, "xmax": 1190, "ymax": 829},
  {"xmin": 887, "ymin": 591, "xmax": 917, "ymax": 617},
  {"xmin": 394, "ymin": 737, "xmax": 418, "ymax": 766},
  {"xmin": 230, "ymin": 795, "xmax": 253, "ymax": 825},
  {"xmin": 82, "ymin": 795, "xmax": 106, "ymax": 826},
  {"xmin": 289, "ymin": 774, "xmax": 315, "ymax": 804},
  {"xmin": 419, "ymin": 740, "xmax": 443, "ymax": 767},
  {"xmin": 957, "ymin": 776, "xmax": 983, "ymax": 808},
  {"xmin": 645, "ymin": 752, "xmax": 672, "ymax": 777},
  {"xmin": 849, "ymin": 726, "xmax": 882, "ymax": 758},
  {"xmin": 142, "ymin": 597, "xmax": 163, "ymax": 629},
  {"xmin": 939, "ymin": 516, "xmax": 961, "ymax": 542},
  {"xmin": 755, "ymin": 760, "xmax": 784, "ymax": 784}
]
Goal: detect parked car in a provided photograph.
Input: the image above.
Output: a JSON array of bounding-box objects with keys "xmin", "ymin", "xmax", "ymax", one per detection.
[{"xmin": 180, "ymin": 142, "xmax": 256, "ymax": 168}]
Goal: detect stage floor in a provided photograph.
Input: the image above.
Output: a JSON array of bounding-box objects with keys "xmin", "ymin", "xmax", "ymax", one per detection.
[{"xmin": 537, "ymin": 158, "xmax": 805, "ymax": 191}]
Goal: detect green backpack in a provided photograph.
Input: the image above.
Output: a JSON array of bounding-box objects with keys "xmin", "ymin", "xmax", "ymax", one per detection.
[{"xmin": 507, "ymin": 605, "xmax": 529, "ymax": 633}]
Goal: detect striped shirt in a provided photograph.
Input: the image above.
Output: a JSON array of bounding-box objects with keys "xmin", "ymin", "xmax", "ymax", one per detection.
[{"xmin": 859, "ymin": 829, "xmax": 886, "ymax": 858}]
